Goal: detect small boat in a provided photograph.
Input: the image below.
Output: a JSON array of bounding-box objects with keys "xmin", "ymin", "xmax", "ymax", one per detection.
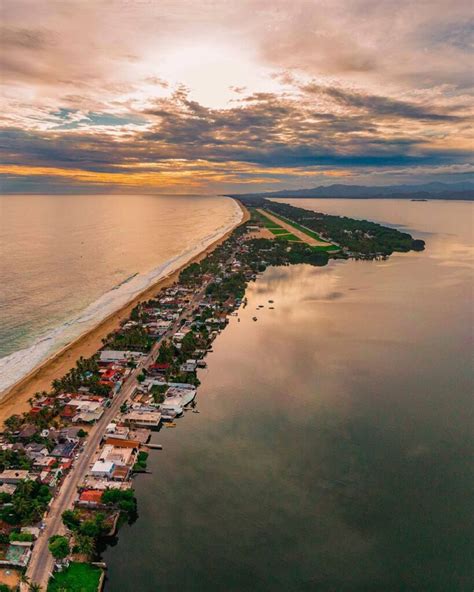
[
  {"xmin": 268, "ymin": 300, "xmax": 274, "ymax": 303},
  {"xmin": 269, "ymin": 306, "xmax": 274, "ymax": 310},
  {"xmin": 192, "ymin": 409, "xmax": 200, "ymax": 414},
  {"xmin": 166, "ymin": 422, "xmax": 177, "ymax": 428},
  {"xmin": 252, "ymin": 316, "xmax": 258, "ymax": 321}
]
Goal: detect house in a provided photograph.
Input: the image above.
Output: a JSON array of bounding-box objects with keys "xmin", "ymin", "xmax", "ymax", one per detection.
[
  {"xmin": 60, "ymin": 405, "xmax": 77, "ymax": 421},
  {"xmin": 50, "ymin": 441, "xmax": 77, "ymax": 458},
  {"xmin": 24, "ymin": 442, "xmax": 48, "ymax": 460},
  {"xmin": 90, "ymin": 460, "xmax": 115, "ymax": 478},
  {"xmin": 122, "ymin": 410, "xmax": 161, "ymax": 428},
  {"xmin": 148, "ymin": 363, "xmax": 170, "ymax": 376},
  {"xmin": 2, "ymin": 543, "xmax": 32, "ymax": 567},
  {"xmin": 104, "ymin": 423, "xmax": 130, "ymax": 439},
  {"xmin": 33, "ymin": 456, "xmax": 56, "ymax": 471},
  {"xmin": 78, "ymin": 489, "xmax": 103, "ymax": 507},
  {"xmin": 18, "ymin": 425, "xmax": 37, "ymax": 440},
  {"xmin": 0, "ymin": 470, "xmax": 38, "ymax": 485},
  {"xmin": 99, "ymin": 350, "xmax": 143, "ymax": 364},
  {"xmin": 111, "ymin": 466, "xmax": 130, "ymax": 481},
  {"xmin": 104, "ymin": 438, "xmax": 139, "ymax": 449},
  {"xmin": 73, "ymin": 408, "xmax": 104, "ymax": 424},
  {"xmin": 60, "ymin": 427, "xmax": 83, "ymax": 443},
  {"xmin": 99, "ymin": 445, "xmax": 135, "ymax": 467},
  {"xmin": 180, "ymin": 359, "xmax": 197, "ymax": 373},
  {"xmin": 0, "ymin": 483, "xmax": 16, "ymax": 495}
]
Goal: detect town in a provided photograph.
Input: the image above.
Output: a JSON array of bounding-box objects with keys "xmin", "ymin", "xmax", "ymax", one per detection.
[{"xmin": 0, "ymin": 205, "xmax": 423, "ymax": 591}]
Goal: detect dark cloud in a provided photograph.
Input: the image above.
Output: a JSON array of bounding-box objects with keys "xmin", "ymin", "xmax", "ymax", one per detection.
[
  {"xmin": 1, "ymin": 87, "xmax": 470, "ymax": 184},
  {"xmin": 303, "ymin": 84, "xmax": 462, "ymax": 122},
  {"xmin": 0, "ymin": 27, "xmax": 54, "ymax": 51}
]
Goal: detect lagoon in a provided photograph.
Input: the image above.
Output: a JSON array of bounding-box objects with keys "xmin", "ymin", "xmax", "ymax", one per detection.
[{"xmin": 103, "ymin": 199, "xmax": 473, "ymax": 591}]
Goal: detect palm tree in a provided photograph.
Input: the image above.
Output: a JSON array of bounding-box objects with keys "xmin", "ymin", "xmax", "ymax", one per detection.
[
  {"xmin": 19, "ymin": 572, "xmax": 30, "ymax": 587},
  {"xmin": 29, "ymin": 583, "xmax": 42, "ymax": 592}
]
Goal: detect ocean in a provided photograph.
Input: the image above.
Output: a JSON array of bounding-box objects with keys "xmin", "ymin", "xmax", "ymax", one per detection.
[
  {"xmin": 102, "ymin": 198, "xmax": 473, "ymax": 591},
  {"xmin": 0, "ymin": 194, "xmax": 241, "ymax": 394}
]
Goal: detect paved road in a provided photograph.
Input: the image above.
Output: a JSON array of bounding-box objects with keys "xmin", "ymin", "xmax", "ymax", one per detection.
[{"xmin": 24, "ymin": 310, "xmax": 187, "ymax": 590}]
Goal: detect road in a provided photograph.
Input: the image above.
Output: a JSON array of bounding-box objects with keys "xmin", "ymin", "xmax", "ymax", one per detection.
[{"xmin": 24, "ymin": 303, "xmax": 192, "ymax": 590}]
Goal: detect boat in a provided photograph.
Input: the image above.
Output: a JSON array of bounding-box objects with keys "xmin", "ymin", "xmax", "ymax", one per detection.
[
  {"xmin": 192, "ymin": 409, "xmax": 200, "ymax": 414},
  {"xmin": 253, "ymin": 316, "xmax": 258, "ymax": 321},
  {"xmin": 166, "ymin": 422, "xmax": 177, "ymax": 428}
]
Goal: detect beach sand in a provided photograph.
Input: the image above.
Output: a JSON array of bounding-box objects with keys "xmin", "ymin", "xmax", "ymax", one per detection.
[{"xmin": 0, "ymin": 200, "xmax": 248, "ymax": 426}]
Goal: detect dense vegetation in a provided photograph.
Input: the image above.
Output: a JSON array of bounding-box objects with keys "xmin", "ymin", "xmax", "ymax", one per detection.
[
  {"xmin": 0, "ymin": 480, "xmax": 52, "ymax": 525},
  {"xmin": 104, "ymin": 325, "xmax": 153, "ymax": 352},
  {"xmin": 51, "ymin": 355, "xmax": 110, "ymax": 397},
  {"xmin": 262, "ymin": 200, "xmax": 424, "ymax": 256}
]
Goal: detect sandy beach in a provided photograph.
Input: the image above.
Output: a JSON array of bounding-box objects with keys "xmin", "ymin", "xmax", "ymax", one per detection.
[{"xmin": 0, "ymin": 200, "xmax": 248, "ymax": 426}]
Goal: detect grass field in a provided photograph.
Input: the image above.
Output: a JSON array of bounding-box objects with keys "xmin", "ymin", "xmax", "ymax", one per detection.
[
  {"xmin": 47, "ymin": 562, "xmax": 102, "ymax": 592},
  {"xmin": 267, "ymin": 210, "xmax": 340, "ymax": 252},
  {"xmin": 267, "ymin": 211, "xmax": 327, "ymax": 241},
  {"xmin": 268, "ymin": 228, "xmax": 292, "ymax": 235},
  {"xmin": 253, "ymin": 210, "xmax": 302, "ymax": 242}
]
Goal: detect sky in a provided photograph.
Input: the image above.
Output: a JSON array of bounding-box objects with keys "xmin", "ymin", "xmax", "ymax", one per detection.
[{"xmin": 1, "ymin": 0, "xmax": 473, "ymax": 194}]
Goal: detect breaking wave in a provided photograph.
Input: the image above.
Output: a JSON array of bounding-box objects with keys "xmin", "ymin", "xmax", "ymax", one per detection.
[{"xmin": 0, "ymin": 202, "xmax": 242, "ymax": 395}]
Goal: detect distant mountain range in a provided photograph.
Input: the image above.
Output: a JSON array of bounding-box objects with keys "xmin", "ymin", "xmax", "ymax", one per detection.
[{"xmin": 229, "ymin": 181, "xmax": 474, "ymax": 201}]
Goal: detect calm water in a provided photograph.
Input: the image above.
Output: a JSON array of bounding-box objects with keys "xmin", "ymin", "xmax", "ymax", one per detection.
[
  {"xmin": 0, "ymin": 194, "xmax": 241, "ymax": 392},
  {"xmin": 104, "ymin": 199, "xmax": 473, "ymax": 592}
]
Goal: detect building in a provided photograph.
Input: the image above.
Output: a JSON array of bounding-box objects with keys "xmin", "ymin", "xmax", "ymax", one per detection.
[
  {"xmin": 99, "ymin": 445, "xmax": 135, "ymax": 467},
  {"xmin": 50, "ymin": 441, "xmax": 77, "ymax": 458},
  {"xmin": 78, "ymin": 489, "xmax": 104, "ymax": 507},
  {"xmin": 90, "ymin": 460, "xmax": 115, "ymax": 478},
  {"xmin": 122, "ymin": 410, "xmax": 161, "ymax": 428},
  {"xmin": 0, "ymin": 470, "xmax": 37, "ymax": 485},
  {"xmin": 99, "ymin": 350, "xmax": 143, "ymax": 364}
]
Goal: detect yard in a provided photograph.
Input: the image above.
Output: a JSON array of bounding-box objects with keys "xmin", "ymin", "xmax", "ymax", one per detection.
[{"xmin": 47, "ymin": 562, "xmax": 102, "ymax": 592}]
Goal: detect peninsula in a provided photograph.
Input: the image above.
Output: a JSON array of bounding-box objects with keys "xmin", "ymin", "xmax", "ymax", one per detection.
[{"xmin": 0, "ymin": 202, "xmax": 423, "ymax": 591}]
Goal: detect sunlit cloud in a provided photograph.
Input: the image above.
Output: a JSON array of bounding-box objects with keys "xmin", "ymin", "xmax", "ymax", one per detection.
[{"xmin": 1, "ymin": 0, "xmax": 472, "ymax": 193}]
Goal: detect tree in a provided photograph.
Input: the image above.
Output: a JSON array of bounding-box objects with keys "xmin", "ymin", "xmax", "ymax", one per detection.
[
  {"xmin": 48, "ymin": 535, "xmax": 70, "ymax": 560},
  {"xmin": 62, "ymin": 509, "xmax": 80, "ymax": 531},
  {"xmin": 74, "ymin": 533, "xmax": 95, "ymax": 557},
  {"xmin": 3, "ymin": 414, "xmax": 22, "ymax": 432},
  {"xmin": 78, "ymin": 512, "xmax": 107, "ymax": 538},
  {"xmin": 29, "ymin": 585, "xmax": 42, "ymax": 592},
  {"xmin": 19, "ymin": 572, "xmax": 30, "ymax": 587}
]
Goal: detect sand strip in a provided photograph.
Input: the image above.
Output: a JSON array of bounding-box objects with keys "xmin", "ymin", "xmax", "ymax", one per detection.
[{"xmin": 0, "ymin": 200, "xmax": 249, "ymax": 425}]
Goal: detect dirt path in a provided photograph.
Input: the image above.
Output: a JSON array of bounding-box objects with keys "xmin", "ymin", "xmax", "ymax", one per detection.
[{"xmin": 256, "ymin": 209, "xmax": 329, "ymax": 247}]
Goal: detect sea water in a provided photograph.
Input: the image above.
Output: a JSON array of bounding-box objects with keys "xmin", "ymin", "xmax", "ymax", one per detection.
[{"xmin": 0, "ymin": 194, "xmax": 241, "ymax": 393}]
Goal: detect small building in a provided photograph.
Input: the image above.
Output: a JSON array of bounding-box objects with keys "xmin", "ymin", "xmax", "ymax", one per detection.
[
  {"xmin": 180, "ymin": 359, "xmax": 197, "ymax": 373},
  {"xmin": 18, "ymin": 425, "xmax": 37, "ymax": 440},
  {"xmin": 111, "ymin": 466, "xmax": 130, "ymax": 481},
  {"xmin": 0, "ymin": 470, "xmax": 37, "ymax": 485},
  {"xmin": 50, "ymin": 441, "xmax": 77, "ymax": 458},
  {"xmin": 99, "ymin": 350, "xmax": 143, "ymax": 364},
  {"xmin": 78, "ymin": 489, "xmax": 103, "ymax": 507},
  {"xmin": 122, "ymin": 410, "xmax": 161, "ymax": 428},
  {"xmin": 90, "ymin": 460, "xmax": 115, "ymax": 478},
  {"xmin": 60, "ymin": 427, "xmax": 84, "ymax": 443}
]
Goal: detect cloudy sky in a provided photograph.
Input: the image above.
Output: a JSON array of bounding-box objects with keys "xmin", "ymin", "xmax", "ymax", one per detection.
[{"xmin": 1, "ymin": 0, "xmax": 473, "ymax": 194}]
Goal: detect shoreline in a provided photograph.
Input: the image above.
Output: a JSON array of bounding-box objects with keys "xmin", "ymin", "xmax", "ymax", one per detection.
[{"xmin": 0, "ymin": 199, "xmax": 248, "ymax": 425}]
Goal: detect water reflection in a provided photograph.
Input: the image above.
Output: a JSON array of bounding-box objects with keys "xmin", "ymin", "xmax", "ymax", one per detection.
[{"xmin": 104, "ymin": 200, "xmax": 473, "ymax": 591}]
